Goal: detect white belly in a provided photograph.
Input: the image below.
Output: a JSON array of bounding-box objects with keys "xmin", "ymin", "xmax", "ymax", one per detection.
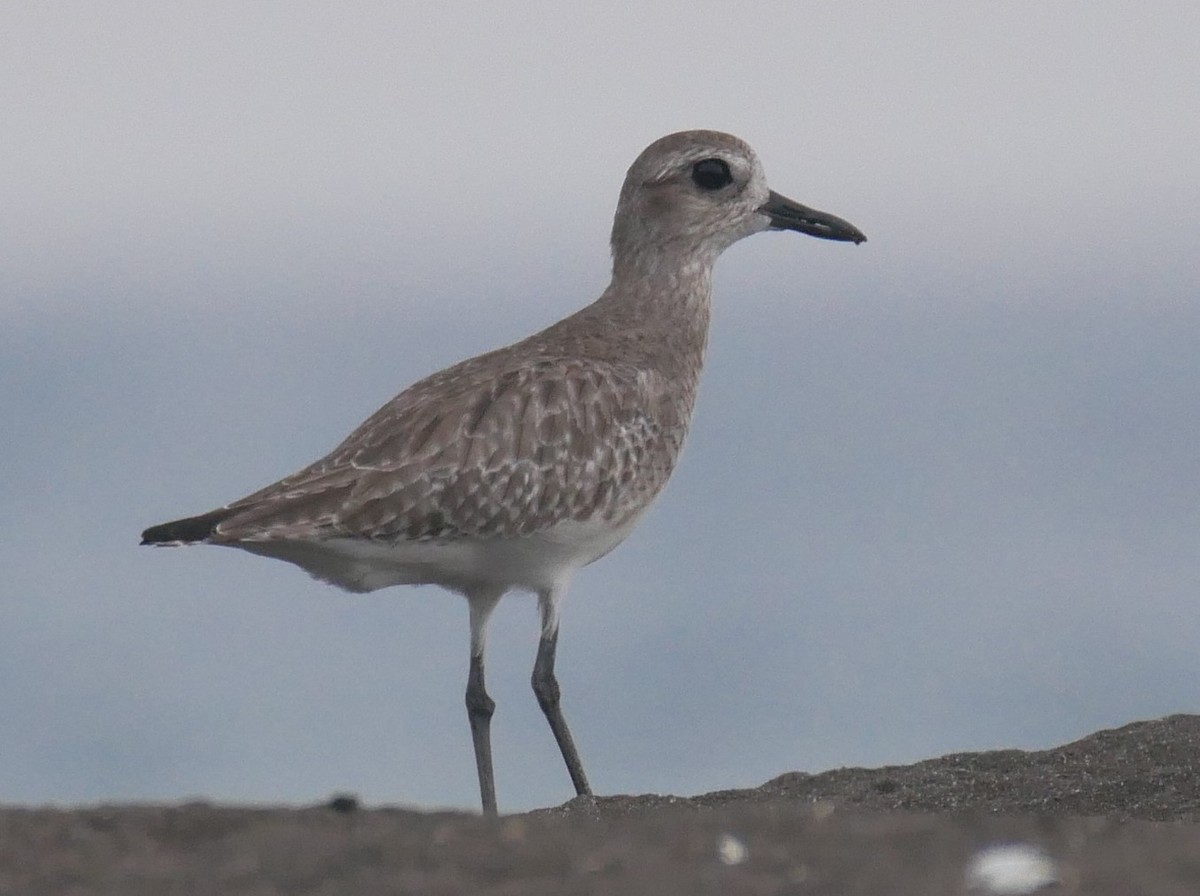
[{"xmin": 228, "ymin": 510, "xmax": 649, "ymax": 595}]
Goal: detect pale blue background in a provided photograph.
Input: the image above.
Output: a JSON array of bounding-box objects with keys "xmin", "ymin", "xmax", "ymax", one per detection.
[{"xmin": 4, "ymin": 2, "xmax": 1198, "ymax": 811}]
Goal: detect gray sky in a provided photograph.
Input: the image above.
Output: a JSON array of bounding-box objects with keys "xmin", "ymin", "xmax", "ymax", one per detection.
[{"xmin": 3, "ymin": 2, "xmax": 1199, "ymax": 812}]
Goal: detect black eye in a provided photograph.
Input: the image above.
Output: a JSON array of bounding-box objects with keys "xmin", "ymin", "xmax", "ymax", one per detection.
[{"xmin": 691, "ymin": 158, "xmax": 732, "ymax": 191}]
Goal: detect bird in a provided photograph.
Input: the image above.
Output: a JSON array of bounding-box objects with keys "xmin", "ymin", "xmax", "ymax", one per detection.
[{"xmin": 141, "ymin": 129, "xmax": 866, "ymax": 816}]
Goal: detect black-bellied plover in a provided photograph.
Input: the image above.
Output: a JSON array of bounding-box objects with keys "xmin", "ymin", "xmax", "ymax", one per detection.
[{"xmin": 142, "ymin": 130, "xmax": 866, "ymax": 815}]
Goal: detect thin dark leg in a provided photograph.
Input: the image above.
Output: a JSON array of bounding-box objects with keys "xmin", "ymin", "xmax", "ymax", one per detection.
[
  {"xmin": 531, "ymin": 630, "xmax": 592, "ymax": 797},
  {"xmin": 465, "ymin": 652, "xmax": 497, "ymax": 817}
]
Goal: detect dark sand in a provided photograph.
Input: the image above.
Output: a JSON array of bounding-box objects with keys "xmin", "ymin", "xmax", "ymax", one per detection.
[{"xmin": 5, "ymin": 715, "xmax": 1199, "ymax": 894}]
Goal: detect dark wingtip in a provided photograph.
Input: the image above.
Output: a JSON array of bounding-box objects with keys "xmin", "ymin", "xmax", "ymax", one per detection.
[{"xmin": 141, "ymin": 508, "xmax": 233, "ymax": 545}]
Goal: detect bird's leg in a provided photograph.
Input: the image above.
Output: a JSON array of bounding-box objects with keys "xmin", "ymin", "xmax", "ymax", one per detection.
[
  {"xmin": 533, "ymin": 587, "xmax": 592, "ymax": 797},
  {"xmin": 465, "ymin": 590, "xmax": 503, "ymax": 817},
  {"xmin": 465, "ymin": 652, "xmax": 496, "ymax": 816}
]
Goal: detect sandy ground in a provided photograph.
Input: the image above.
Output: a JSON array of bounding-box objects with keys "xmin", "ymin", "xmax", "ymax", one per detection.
[{"xmin": 4, "ymin": 714, "xmax": 1199, "ymax": 895}]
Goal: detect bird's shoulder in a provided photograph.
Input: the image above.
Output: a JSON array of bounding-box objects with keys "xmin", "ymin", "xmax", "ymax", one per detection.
[{"xmin": 332, "ymin": 345, "xmax": 672, "ymax": 471}]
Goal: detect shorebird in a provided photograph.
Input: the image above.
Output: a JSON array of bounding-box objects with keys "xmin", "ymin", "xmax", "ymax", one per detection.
[{"xmin": 142, "ymin": 130, "xmax": 865, "ymax": 816}]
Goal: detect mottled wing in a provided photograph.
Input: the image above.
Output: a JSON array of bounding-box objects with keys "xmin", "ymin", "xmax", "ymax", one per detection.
[{"xmin": 211, "ymin": 356, "xmax": 685, "ymax": 543}]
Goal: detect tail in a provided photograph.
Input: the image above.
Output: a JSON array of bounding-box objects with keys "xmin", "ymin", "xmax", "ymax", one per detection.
[{"xmin": 141, "ymin": 508, "xmax": 236, "ymax": 545}]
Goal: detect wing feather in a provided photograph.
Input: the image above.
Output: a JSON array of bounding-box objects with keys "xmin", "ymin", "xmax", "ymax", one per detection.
[{"xmin": 211, "ymin": 354, "xmax": 686, "ymax": 544}]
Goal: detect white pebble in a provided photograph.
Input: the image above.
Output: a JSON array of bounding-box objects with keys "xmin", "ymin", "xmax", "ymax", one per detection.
[
  {"xmin": 716, "ymin": 833, "xmax": 748, "ymax": 866},
  {"xmin": 966, "ymin": 843, "xmax": 1059, "ymax": 894}
]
